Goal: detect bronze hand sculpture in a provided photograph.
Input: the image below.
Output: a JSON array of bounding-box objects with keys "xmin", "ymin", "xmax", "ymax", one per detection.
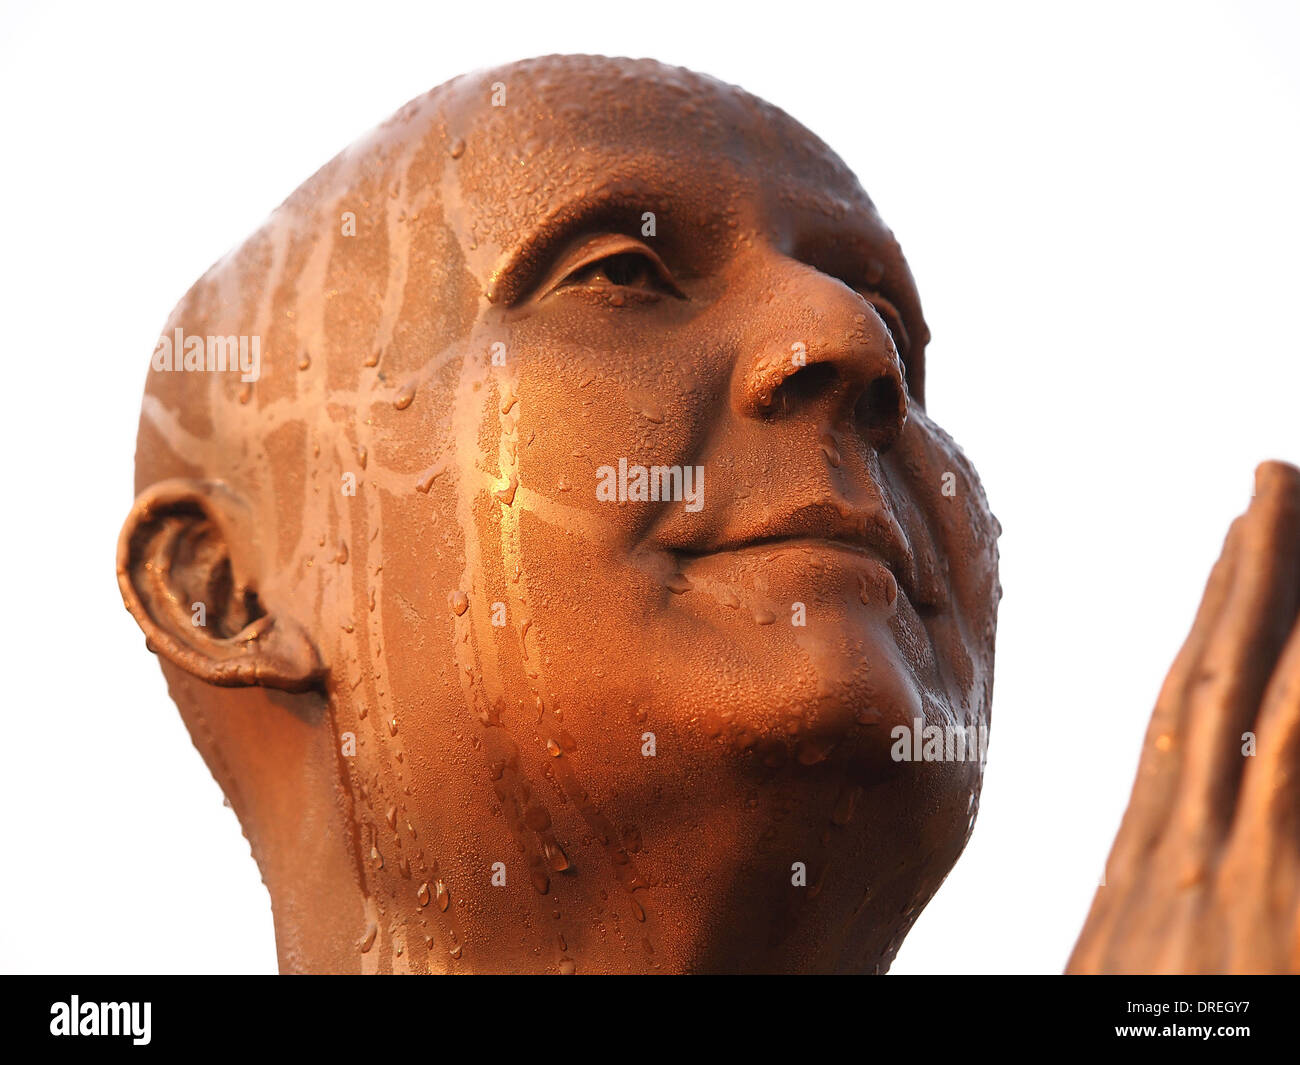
[{"xmin": 1070, "ymin": 461, "xmax": 1300, "ymax": 973}]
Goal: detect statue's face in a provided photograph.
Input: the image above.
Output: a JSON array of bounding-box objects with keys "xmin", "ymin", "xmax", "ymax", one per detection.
[
  {"xmin": 337, "ymin": 66, "xmax": 1000, "ymax": 972},
  {"xmin": 126, "ymin": 58, "xmax": 999, "ymax": 973}
]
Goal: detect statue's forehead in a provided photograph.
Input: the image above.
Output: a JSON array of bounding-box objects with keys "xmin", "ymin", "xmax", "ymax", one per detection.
[{"xmin": 429, "ymin": 64, "xmax": 882, "ymax": 288}]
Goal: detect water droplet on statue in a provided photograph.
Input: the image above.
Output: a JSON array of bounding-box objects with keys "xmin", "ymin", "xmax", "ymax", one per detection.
[
  {"xmin": 546, "ymin": 841, "xmax": 570, "ymax": 872},
  {"xmin": 832, "ymin": 785, "xmax": 863, "ymax": 826},
  {"xmin": 797, "ymin": 737, "xmax": 834, "ymax": 765},
  {"xmin": 820, "ymin": 432, "xmax": 842, "ymax": 468},
  {"xmin": 664, "ymin": 572, "xmax": 692, "ymax": 594},
  {"xmin": 495, "ymin": 474, "xmax": 519, "ymax": 506}
]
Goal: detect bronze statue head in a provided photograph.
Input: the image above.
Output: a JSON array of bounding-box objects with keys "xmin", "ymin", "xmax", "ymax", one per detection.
[{"xmin": 118, "ymin": 55, "xmax": 1000, "ymax": 973}]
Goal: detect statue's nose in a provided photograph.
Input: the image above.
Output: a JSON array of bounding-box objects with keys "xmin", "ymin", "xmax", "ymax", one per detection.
[{"xmin": 731, "ymin": 257, "xmax": 909, "ymax": 453}]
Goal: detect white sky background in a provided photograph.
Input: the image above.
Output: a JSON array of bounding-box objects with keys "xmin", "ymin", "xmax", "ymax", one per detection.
[{"xmin": 1, "ymin": 0, "xmax": 1296, "ymax": 974}]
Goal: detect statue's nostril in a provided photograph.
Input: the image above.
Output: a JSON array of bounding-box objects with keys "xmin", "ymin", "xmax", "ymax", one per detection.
[
  {"xmin": 768, "ymin": 359, "xmax": 836, "ymax": 417},
  {"xmin": 857, "ymin": 374, "xmax": 907, "ymax": 452}
]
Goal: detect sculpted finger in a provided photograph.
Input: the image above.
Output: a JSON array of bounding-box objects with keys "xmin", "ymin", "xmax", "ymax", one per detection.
[
  {"xmin": 1068, "ymin": 499, "xmax": 1248, "ymax": 973},
  {"xmin": 1102, "ymin": 515, "xmax": 1245, "ymax": 871},
  {"xmin": 1170, "ymin": 461, "xmax": 1300, "ymax": 862},
  {"xmin": 1217, "ymin": 616, "xmax": 1300, "ymax": 972},
  {"xmin": 1233, "ymin": 615, "xmax": 1300, "ymax": 852},
  {"xmin": 1070, "ymin": 463, "xmax": 1300, "ymax": 973}
]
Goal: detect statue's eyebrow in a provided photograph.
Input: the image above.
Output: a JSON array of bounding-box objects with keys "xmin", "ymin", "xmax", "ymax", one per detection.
[{"xmin": 487, "ymin": 184, "xmax": 665, "ymax": 306}]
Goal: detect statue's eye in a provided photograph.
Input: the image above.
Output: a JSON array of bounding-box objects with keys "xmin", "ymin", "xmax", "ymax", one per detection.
[
  {"xmin": 858, "ymin": 291, "xmax": 909, "ymax": 358},
  {"xmin": 567, "ymin": 252, "xmax": 663, "ymax": 291},
  {"xmin": 541, "ymin": 235, "xmax": 686, "ymax": 301}
]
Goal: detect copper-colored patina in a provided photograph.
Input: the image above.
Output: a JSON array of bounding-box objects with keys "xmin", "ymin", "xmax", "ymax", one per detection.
[{"xmin": 117, "ymin": 55, "xmax": 1299, "ymax": 974}]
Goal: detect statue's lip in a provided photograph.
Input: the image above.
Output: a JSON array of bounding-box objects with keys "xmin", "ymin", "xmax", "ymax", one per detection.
[
  {"xmin": 660, "ymin": 502, "xmax": 917, "ymax": 600},
  {"xmin": 684, "ymin": 535, "xmax": 889, "ymax": 560}
]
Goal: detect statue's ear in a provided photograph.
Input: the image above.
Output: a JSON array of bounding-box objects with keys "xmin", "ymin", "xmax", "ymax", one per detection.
[{"xmin": 117, "ymin": 479, "xmax": 324, "ymax": 692}]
